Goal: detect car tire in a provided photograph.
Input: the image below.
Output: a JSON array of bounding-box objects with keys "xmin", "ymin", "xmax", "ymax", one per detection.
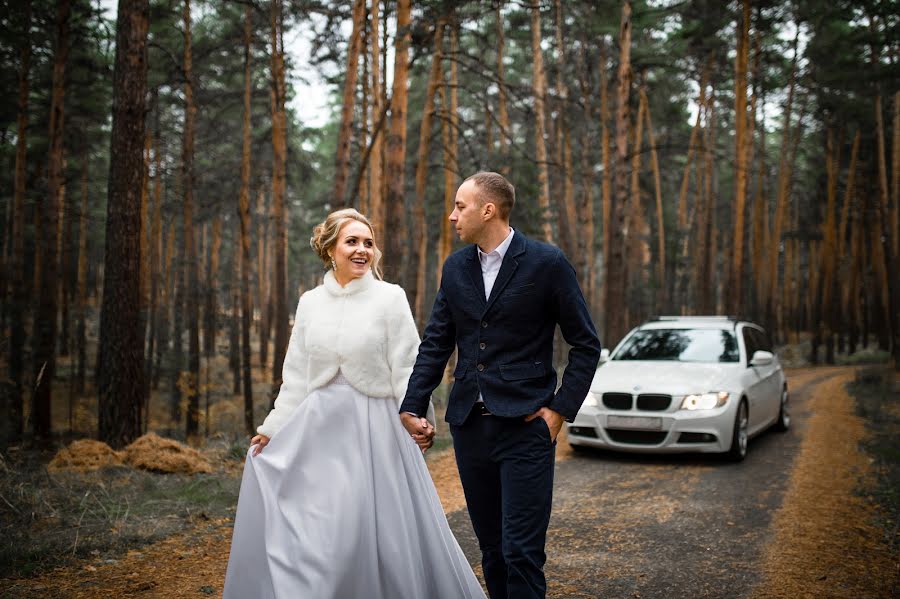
[
  {"xmin": 726, "ymin": 399, "xmax": 749, "ymax": 462},
  {"xmin": 774, "ymin": 387, "xmax": 790, "ymax": 432}
]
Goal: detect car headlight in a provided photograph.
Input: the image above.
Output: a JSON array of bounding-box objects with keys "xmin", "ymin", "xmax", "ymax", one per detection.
[
  {"xmin": 680, "ymin": 391, "xmax": 730, "ymax": 410},
  {"xmin": 582, "ymin": 392, "xmax": 599, "ymax": 408}
]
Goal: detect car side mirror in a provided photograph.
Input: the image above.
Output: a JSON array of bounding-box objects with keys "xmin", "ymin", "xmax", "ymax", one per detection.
[
  {"xmin": 750, "ymin": 350, "xmax": 774, "ymax": 367},
  {"xmin": 599, "ymin": 348, "xmax": 610, "ymax": 364}
]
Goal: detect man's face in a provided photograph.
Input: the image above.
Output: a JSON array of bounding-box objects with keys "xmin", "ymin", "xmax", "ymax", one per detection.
[{"xmin": 449, "ymin": 180, "xmax": 486, "ymax": 244}]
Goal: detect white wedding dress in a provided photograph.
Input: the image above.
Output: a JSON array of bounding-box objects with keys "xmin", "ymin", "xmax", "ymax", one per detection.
[{"xmin": 223, "ymin": 372, "xmax": 486, "ymax": 599}]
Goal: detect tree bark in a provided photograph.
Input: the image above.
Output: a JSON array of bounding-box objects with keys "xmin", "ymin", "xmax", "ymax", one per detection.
[
  {"xmin": 383, "ymin": 0, "xmax": 411, "ymax": 284},
  {"xmin": 529, "ymin": 1, "xmax": 553, "ymax": 242},
  {"xmin": 496, "ymin": 3, "xmax": 510, "ymax": 176},
  {"xmin": 729, "ymin": 0, "xmax": 751, "ymax": 314},
  {"xmin": 767, "ymin": 30, "xmax": 799, "ymax": 333},
  {"xmin": 7, "ymin": 0, "xmax": 32, "ymax": 441},
  {"xmin": 604, "ymin": 0, "xmax": 631, "ymax": 347},
  {"xmin": 413, "ymin": 20, "xmax": 445, "ymax": 326},
  {"xmin": 240, "ymin": 3, "xmax": 255, "ymax": 434},
  {"xmin": 270, "ymin": 0, "xmax": 289, "ymax": 403},
  {"xmin": 599, "ymin": 43, "xmax": 611, "ymax": 318},
  {"xmin": 75, "ymin": 156, "xmax": 89, "ymax": 396},
  {"xmin": 640, "ymin": 88, "xmax": 665, "ymax": 310},
  {"xmin": 576, "ymin": 42, "xmax": 595, "ymax": 311},
  {"xmin": 181, "ymin": 0, "xmax": 201, "ymax": 438},
  {"xmin": 368, "ymin": 0, "xmax": 384, "ymax": 229},
  {"xmin": 333, "ymin": 0, "xmax": 366, "ymax": 208},
  {"xmin": 32, "ymin": 0, "xmax": 70, "ymax": 438},
  {"xmin": 97, "ymin": 0, "xmax": 149, "ymax": 448}
]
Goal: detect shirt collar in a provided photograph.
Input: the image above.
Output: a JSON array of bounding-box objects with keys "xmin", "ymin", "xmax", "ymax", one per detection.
[{"xmin": 477, "ymin": 228, "xmax": 515, "ymax": 262}]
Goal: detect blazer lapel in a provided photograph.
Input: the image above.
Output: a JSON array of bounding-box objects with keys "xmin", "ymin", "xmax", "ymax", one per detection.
[
  {"xmin": 485, "ymin": 232, "xmax": 526, "ymax": 312},
  {"xmin": 465, "ymin": 246, "xmax": 487, "ymax": 308}
]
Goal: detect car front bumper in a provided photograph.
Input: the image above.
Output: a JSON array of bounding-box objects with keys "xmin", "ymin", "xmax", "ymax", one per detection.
[{"xmin": 566, "ymin": 405, "xmax": 736, "ymax": 454}]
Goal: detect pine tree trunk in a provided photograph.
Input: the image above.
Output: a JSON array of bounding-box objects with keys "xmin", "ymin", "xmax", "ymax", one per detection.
[
  {"xmin": 368, "ymin": 0, "xmax": 384, "ymax": 229},
  {"xmin": 333, "ymin": 0, "xmax": 365, "ymax": 208},
  {"xmin": 729, "ymin": 0, "xmax": 750, "ymax": 314},
  {"xmin": 32, "ymin": 0, "xmax": 70, "ymax": 438},
  {"xmin": 148, "ymin": 126, "xmax": 163, "ymax": 390},
  {"xmin": 529, "ymin": 1, "xmax": 553, "ymax": 242},
  {"xmin": 75, "ymin": 157, "xmax": 88, "ymax": 396},
  {"xmin": 604, "ymin": 0, "xmax": 631, "ymax": 347},
  {"xmin": 576, "ymin": 42, "xmax": 595, "ymax": 310},
  {"xmin": 496, "ymin": 3, "xmax": 510, "ymax": 176},
  {"xmin": 181, "ymin": 0, "xmax": 201, "ymax": 438},
  {"xmin": 206, "ymin": 216, "xmax": 221, "ymax": 361},
  {"xmin": 553, "ymin": 0, "xmax": 576, "ymax": 257},
  {"xmin": 767, "ymin": 30, "xmax": 798, "ymax": 333},
  {"xmin": 240, "ymin": 4, "xmax": 255, "ymax": 433},
  {"xmin": 599, "ymin": 43, "xmax": 611, "ymax": 319},
  {"xmin": 7, "ymin": 0, "xmax": 32, "ymax": 441},
  {"xmin": 873, "ymin": 94, "xmax": 898, "ymax": 365},
  {"xmin": 59, "ymin": 166, "xmax": 71, "ymax": 359},
  {"xmin": 383, "ymin": 0, "xmax": 411, "ymax": 284},
  {"xmin": 640, "ymin": 88, "xmax": 665, "ymax": 311},
  {"xmin": 892, "ymin": 91, "xmax": 899, "ymax": 262},
  {"xmin": 270, "ymin": 0, "xmax": 290, "ymax": 403},
  {"xmin": 413, "ymin": 20, "xmax": 445, "ymax": 326},
  {"xmin": 98, "ymin": 0, "xmax": 148, "ymax": 448}
]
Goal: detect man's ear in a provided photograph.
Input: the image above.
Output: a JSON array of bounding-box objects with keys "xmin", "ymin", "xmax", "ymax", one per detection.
[{"xmin": 482, "ymin": 201, "xmax": 496, "ymax": 220}]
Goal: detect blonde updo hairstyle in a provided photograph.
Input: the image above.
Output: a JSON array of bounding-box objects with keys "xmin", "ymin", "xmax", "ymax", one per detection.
[{"xmin": 310, "ymin": 208, "xmax": 383, "ymax": 280}]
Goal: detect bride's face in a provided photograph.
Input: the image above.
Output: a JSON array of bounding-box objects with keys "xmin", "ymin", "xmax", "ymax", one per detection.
[{"xmin": 330, "ymin": 220, "xmax": 375, "ymax": 283}]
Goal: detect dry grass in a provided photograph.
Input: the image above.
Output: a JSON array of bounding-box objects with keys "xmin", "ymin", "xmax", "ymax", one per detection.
[
  {"xmin": 753, "ymin": 370, "xmax": 897, "ymax": 598},
  {"xmin": 47, "ymin": 440, "xmax": 124, "ymax": 473},
  {"xmin": 120, "ymin": 433, "xmax": 212, "ymax": 475}
]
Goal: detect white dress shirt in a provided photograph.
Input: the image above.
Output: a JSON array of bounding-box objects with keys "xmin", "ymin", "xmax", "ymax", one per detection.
[
  {"xmin": 477, "ymin": 228, "xmax": 515, "ymax": 301},
  {"xmin": 475, "ymin": 228, "xmax": 514, "ymax": 405}
]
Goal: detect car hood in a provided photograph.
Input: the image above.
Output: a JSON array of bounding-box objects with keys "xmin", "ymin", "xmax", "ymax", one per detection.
[{"xmin": 590, "ymin": 360, "xmax": 739, "ymax": 396}]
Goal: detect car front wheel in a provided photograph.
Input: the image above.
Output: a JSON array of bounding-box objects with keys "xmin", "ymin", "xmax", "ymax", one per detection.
[
  {"xmin": 727, "ymin": 399, "xmax": 749, "ymax": 462},
  {"xmin": 774, "ymin": 387, "xmax": 790, "ymax": 432}
]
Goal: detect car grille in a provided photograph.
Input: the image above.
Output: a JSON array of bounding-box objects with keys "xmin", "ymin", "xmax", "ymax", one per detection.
[
  {"xmin": 636, "ymin": 394, "xmax": 672, "ymax": 411},
  {"xmin": 602, "ymin": 392, "xmax": 633, "ymax": 410},
  {"xmin": 605, "ymin": 429, "xmax": 667, "ymax": 445}
]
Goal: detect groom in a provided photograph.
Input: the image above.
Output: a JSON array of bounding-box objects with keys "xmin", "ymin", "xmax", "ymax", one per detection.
[{"xmin": 400, "ymin": 172, "xmax": 602, "ymax": 599}]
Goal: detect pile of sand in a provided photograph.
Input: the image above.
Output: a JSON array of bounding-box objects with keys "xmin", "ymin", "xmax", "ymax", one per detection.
[
  {"xmin": 121, "ymin": 433, "xmax": 213, "ymax": 475},
  {"xmin": 48, "ymin": 439, "xmax": 124, "ymax": 473}
]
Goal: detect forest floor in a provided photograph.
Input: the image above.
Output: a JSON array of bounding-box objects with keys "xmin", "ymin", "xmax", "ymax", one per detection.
[{"xmin": 0, "ymin": 362, "xmax": 897, "ymax": 598}]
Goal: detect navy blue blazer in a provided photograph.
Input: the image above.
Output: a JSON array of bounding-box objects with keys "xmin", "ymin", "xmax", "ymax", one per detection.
[{"xmin": 400, "ymin": 232, "xmax": 602, "ymax": 425}]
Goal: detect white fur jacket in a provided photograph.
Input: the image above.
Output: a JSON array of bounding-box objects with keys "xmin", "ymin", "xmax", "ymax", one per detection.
[{"xmin": 257, "ymin": 269, "xmax": 430, "ymax": 438}]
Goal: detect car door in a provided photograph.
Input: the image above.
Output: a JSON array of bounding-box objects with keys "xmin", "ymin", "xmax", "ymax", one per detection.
[
  {"xmin": 740, "ymin": 325, "xmax": 767, "ymax": 432},
  {"xmin": 750, "ymin": 327, "xmax": 781, "ymax": 425}
]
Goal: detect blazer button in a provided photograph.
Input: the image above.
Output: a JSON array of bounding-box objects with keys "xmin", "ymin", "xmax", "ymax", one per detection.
[
  {"xmin": 479, "ymin": 342, "xmax": 486, "ymax": 350},
  {"xmin": 481, "ymin": 321, "xmax": 488, "ymax": 328},
  {"xmin": 477, "ymin": 364, "xmax": 485, "ymax": 371}
]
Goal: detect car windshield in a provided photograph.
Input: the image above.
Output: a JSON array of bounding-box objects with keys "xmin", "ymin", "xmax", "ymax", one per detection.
[{"xmin": 613, "ymin": 328, "xmax": 740, "ymax": 363}]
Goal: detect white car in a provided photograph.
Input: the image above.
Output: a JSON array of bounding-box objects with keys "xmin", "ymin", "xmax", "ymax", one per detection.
[{"xmin": 566, "ymin": 316, "xmax": 789, "ymax": 461}]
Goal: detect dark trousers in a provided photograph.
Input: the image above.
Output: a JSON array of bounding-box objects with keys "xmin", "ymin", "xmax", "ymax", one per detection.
[{"xmin": 450, "ymin": 407, "xmax": 556, "ymax": 599}]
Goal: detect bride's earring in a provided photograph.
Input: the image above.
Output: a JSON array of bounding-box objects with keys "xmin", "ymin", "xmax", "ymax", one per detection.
[{"xmin": 331, "ymin": 257, "xmax": 337, "ymax": 271}]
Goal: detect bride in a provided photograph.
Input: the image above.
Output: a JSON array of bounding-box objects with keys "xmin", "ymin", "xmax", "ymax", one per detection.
[{"xmin": 223, "ymin": 208, "xmax": 486, "ymax": 598}]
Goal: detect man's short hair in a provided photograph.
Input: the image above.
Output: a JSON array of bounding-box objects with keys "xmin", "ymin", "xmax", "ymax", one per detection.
[{"xmin": 465, "ymin": 172, "xmax": 515, "ymax": 220}]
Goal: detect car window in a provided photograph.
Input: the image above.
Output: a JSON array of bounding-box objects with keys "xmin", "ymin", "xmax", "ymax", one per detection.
[
  {"xmin": 754, "ymin": 328, "xmax": 773, "ymax": 352},
  {"xmin": 614, "ymin": 329, "xmax": 740, "ymax": 363},
  {"xmin": 742, "ymin": 328, "xmax": 758, "ymax": 364}
]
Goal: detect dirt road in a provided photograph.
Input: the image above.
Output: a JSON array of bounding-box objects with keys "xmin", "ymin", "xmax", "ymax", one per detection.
[
  {"xmin": 447, "ymin": 367, "xmax": 894, "ymax": 598},
  {"xmin": 4, "ymin": 366, "xmax": 894, "ymax": 598}
]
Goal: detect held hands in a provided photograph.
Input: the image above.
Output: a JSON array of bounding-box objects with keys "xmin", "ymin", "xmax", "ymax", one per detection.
[
  {"xmin": 400, "ymin": 412, "xmax": 436, "ymax": 453},
  {"xmin": 525, "ymin": 407, "xmax": 564, "ymax": 443},
  {"xmin": 250, "ymin": 434, "xmax": 270, "ymax": 456}
]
